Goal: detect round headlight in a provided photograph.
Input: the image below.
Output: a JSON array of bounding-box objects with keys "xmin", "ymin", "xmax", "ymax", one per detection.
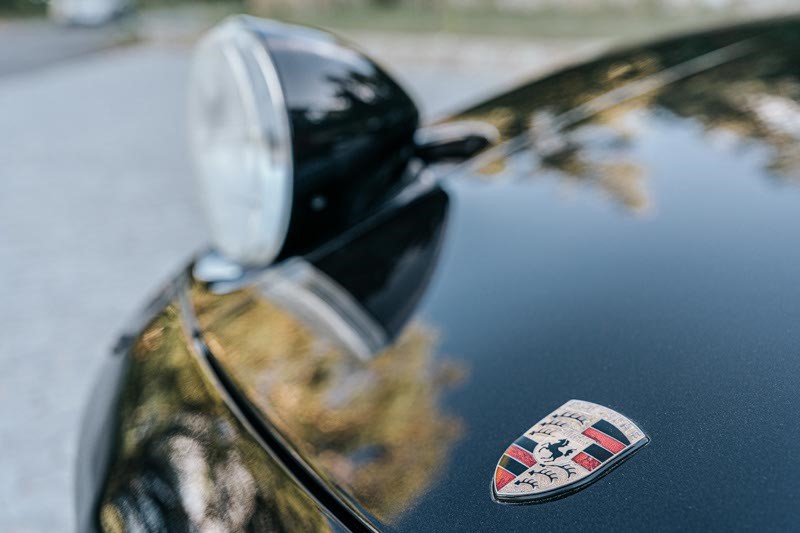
[
  {"xmin": 188, "ymin": 17, "xmax": 292, "ymax": 266},
  {"xmin": 189, "ymin": 16, "xmax": 420, "ymax": 268}
]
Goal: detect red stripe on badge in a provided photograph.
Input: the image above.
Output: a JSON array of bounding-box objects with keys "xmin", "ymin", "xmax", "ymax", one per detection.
[
  {"xmin": 573, "ymin": 451, "xmax": 601, "ymax": 471},
  {"xmin": 505, "ymin": 444, "xmax": 536, "ymax": 467},
  {"xmin": 583, "ymin": 427, "xmax": 627, "ymax": 454},
  {"xmin": 495, "ymin": 467, "xmax": 517, "ymax": 490}
]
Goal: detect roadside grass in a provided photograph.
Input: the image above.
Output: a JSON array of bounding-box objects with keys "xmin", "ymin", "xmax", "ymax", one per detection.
[
  {"xmin": 259, "ymin": 4, "xmax": 747, "ymax": 40},
  {"xmin": 0, "ymin": 4, "xmax": 45, "ymax": 19}
]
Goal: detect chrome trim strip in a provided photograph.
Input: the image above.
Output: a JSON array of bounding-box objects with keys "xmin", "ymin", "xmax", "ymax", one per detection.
[{"xmin": 176, "ymin": 276, "xmax": 379, "ymax": 533}]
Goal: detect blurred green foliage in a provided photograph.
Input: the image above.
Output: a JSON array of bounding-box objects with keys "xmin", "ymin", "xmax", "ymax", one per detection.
[
  {"xmin": 251, "ymin": 0, "xmax": 739, "ymax": 39},
  {"xmin": 0, "ymin": 0, "xmax": 45, "ymax": 17}
]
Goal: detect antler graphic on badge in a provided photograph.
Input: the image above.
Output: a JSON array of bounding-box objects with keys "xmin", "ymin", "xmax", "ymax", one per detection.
[
  {"xmin": 532, "ymin": 467, "xmax": 559, "ymax": 483},
  {"xmin": 538, "ymin": 420, "xmax": 568, "ymax": 429},
  {"xmin": 513, "ymin": 477, "xmax": 538, "ymax": 490},
  {"xmin": 551, "ymin": 411, "xmax": 588, "ymax": 425},
  {"xmin": 547, "ymin": 463, "xmax": 577, "ymax": 478},
  {"xmin": 514, "ymin": 466, "xmax": 561, "ymax": 489}
]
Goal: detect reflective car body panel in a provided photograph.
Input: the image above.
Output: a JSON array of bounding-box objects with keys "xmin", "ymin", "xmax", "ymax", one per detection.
[
  {"xmin": 79, "ymin": 16, "xmax": 800, "ymax": 532},
  {"xmin": 76, "ymin": 285, "xmax": 347, "ymax": 532}
]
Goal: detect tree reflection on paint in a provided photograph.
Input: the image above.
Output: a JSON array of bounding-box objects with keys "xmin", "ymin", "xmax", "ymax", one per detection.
[
  {"xmin": 192, "ymin": 284, "xmax": 465, "ymax": 522},
  {"xmin": 454, "ymin": 20, "xmax": 800, "ymax": 212},
  {"xmin": 98, "ymin": 305, "xmax": 336, "ymax": 532}
]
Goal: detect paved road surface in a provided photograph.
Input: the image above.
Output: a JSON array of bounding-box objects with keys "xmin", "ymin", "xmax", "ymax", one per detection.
[
  {"xmin": 0, "ymin": 19, "xmax": 134, "ymax": 76},
  {"xmin": 0, "ymin": 24, "xmax": 598, "ymax": 532}
]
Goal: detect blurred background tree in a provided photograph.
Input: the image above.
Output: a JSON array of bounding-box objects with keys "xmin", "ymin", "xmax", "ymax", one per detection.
[
  {"xmin": 0, "ymin": 0, "xmax": 45, "ymax": 16},
  {"xmin": 2, "ymin": 0, "xmax": 796, "ymax": 39},
  {"xmin": 245, "ymin": 0, "xmax": 797, "ymax": 39}
]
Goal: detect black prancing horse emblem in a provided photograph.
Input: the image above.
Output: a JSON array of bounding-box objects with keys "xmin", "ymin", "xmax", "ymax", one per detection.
[{"xmin": 541, "ymin": 439, "xmax": 574, "ymax": 462}]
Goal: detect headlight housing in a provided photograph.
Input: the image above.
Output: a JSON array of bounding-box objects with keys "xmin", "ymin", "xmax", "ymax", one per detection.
[{"xmin": 189, "ymin": 16, "xmax": 419, "ymax": 267}]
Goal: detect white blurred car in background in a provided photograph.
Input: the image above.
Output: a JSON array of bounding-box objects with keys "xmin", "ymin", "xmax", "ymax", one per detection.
[{"xmin": 48, "ymin": 0, "xmax": 132, "ymax": 25}]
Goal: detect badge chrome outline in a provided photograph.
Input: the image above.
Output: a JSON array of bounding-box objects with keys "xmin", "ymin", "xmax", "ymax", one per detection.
[{"xmin": 492, "ymin": 399, "xmax": 649, "ymax": 504}]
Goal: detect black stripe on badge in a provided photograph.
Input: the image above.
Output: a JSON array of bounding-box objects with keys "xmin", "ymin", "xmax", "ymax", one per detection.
[
  {"xmin": 514, "ymin": 435, "xmax": 538, "ymax": 452},
  {"xmin": 499, "ymin": 454, "xmax": 529, "ymax": 476},
  {"xmin": 584, "ymin": 443, "xmax": 614, "ymax": 463}
]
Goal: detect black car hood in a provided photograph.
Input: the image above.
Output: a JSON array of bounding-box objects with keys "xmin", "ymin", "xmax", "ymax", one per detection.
[{"xmin": 189, "ymin": 18, "xmax": 800, "ymax": 532}]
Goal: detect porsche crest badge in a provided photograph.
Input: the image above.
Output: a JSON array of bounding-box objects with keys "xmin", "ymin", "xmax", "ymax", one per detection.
[{"xmin": 492, "ymin": 399, "xmax": 648, "ymax": 503}]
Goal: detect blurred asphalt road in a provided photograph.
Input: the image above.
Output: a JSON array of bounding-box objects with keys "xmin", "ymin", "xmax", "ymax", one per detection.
[
  {"xmin": 0, "ymin": 17, "xmax": 599, "ymax": 532},
  {"xmin": 0, "ymin": 19, "xmax": 135, "ymax": 76}
]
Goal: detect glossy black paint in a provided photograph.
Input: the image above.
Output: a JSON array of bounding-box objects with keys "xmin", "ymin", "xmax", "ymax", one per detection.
[
  {"xmin": 395, "ymin": 18, "xmax": 800, "ymax": 530},
  {"xmin": 79, "ymin": 16, "xmax": 800, "ymax": 533},
  {"xmin": 76, "ymin": 282, "xmax": 348, "ymax": 532},
  {"xmin": 248, "ymin": 19, "xmax": 420, "ymax": 258},
  {"xmin": 309, "ymin": 186, "xmax": 449, "ymax": 339},
  {"xmin": 186, "ymin": 186, "xmax": 458, "ymax": 528}
]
